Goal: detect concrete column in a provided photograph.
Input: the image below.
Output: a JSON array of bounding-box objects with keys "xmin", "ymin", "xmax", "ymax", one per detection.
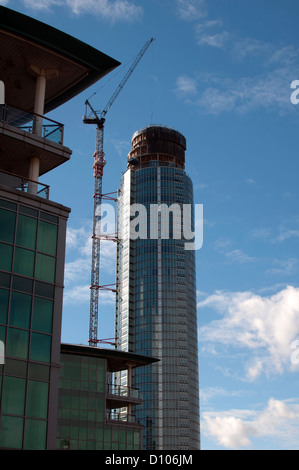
[
  {"xmin": 27, "ymin": 66, "xmax": 58, "ymax": 195},
  {"xmin": 33, "ymin": 72, "xmax": 47, "ymax": 136},
  {"xmin": 28, "ymin": 67, "xmax": 46, "ymax": 194},
  {"xmin": 28, "ymin": 156, "xmax": 40, "ymax": 195}
]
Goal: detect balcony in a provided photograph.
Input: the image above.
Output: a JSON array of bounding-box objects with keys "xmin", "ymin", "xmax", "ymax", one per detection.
[
  {"xmin": 106, "ymin": 410, "xmax": 142, "ymax": 427},
  {"xmin": 1, "ymin": 104, "xmax": 64, "ymax": 144},
  {"xmin": 0, "ymin": 169, "xmax": 49, "ymax": 199},
  {"xmin": 106, "ymin": 383, "xmax": 142, "ymax": 409},
  {"xmin": 0, "ymin": 104, "xmax": 71, "ymax": 178}
]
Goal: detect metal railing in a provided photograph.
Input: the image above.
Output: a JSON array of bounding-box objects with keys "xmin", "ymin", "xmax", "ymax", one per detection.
[
  {"xmin": 0, "ymin": 104, "xmax": 64, "ymax": 145},
  {"xmin": 107, "ymin": 383, "xmax": 141, "ymax": 400},
  {"xmin": 106, "ymin": 410, "xmax": 138, "ymax": 423},
  {"xmin": 0, "ymin": 169, "xmax": 49, "ymax": 199}
]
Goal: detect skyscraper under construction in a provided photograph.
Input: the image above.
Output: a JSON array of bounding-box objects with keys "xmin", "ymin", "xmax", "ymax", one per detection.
[{"xmin": 115, "ymin": 125, "xmax": 200, "ymax": 450}]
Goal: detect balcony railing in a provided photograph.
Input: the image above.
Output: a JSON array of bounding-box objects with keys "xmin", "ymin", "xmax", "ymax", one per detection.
[
  {"xmin": 106, "ymin": 410, "xmax": 139, "ymax": 424},
  {"xmin": 0, "ymin": 104, "xmax": 64, "ymax": 145},
  {"xmin": 107, "ymin": 383, "xmax": 141, "ymax": 400},
  {"xmin": 0, "ymin": 169, "xmax": 49, "ymax": 199}
]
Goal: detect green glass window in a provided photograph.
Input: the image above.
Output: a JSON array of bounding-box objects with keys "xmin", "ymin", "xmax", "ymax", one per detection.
[
  {"xmin": 13, "ymin": 247, "xmax": 35, "ymax": 277},
  {"xmin": 26, "ymin": 380, "xmax": 49, "ymax": 418},
  {"xmin": 0, "ymin": 288, "xmax": 9, "ymax": 324},
  {"xmin": 32, "ymin": 297, "xmax": 53, "ymax": 334},
  {"xmin": 9, "ymin": 292, "xmax": 31, "ymax": 329},
  {"xmin": 40, "ymin": 212, "xmax": 58, "ymax": 224},
  {"xmin": 37, "ymin": 221, "xmax": 57, "ymax": 256},
  {"xmin": 0, "ymin": 416, "xmax": 24, "ymax": 449},
  {"xmin": 12, "ymin": 275, "xmax": 33, "ymax": 294},
  {"xmin": 5, "ymin": 358, "xmax": 27, "ymax": 377},
  {"xmin": 19, "ymin": 205, "xmax": 37, "ymax": 217},
  {"xmin": 35, "ymin": 253, "xmax": 56, "ymax": 283},
  {"xmin": 30, "ymin": 332, "xmax": 51, "ymax": 363},
  {"xmin": 0, "ymin": 272, "xmax": 10, "ymax": 288},
  {"xmin": 6, "ymin": 327, "xmax": 29, "ymax": 359},
  {"xmin": 0, "ymin": 208, "xmax": 16, "ymax": 243},
  {"xmin": 34, "ymin": 281, "xmax": 54, "ymax": 299},
  {"xmin": 24, "ymin": 419, "xmax": 47, "ymax": 450},
  {"xmin": 2, "ymin": 376, "xmax": 26, "ymax": 415},
  {"xmin": 0, "ymin": 199, "xmax": 16, "ymax": 211},
  {"xmin": 96, "ymin": 398, "xmax": 104, "ymax": 421},
  {"xmin": 16, "ymin": 214, "xmax": 37, "ymax": 250},
  {"xmin": 134, "ymin": 430, "xmax": 140, "ymax": 448},
  {"xmin": 0, "ymin": 242, "xmax": 13, "ymax": 271},
  {"xmin": 29, "ymin": 363, "xmax": 50, "ymax": 381}
]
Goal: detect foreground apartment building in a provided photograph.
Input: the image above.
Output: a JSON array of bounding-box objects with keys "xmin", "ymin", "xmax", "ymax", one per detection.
[{"xmin": 0, "ymin": 6, "xmax": 153, "ymax": 450}]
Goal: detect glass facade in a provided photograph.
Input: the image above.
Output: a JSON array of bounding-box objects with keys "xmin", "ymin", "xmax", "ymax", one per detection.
[
  {"xmin": 57, "ymin": 348, "xmax": 143, "ymax": 450},
  {"xmin": 115, "ymin": 126, "xmax": 200, "ymax": 450},
  {"xmin": 0, "ymin": 196, "xmax": 69, "ymax": 449}
]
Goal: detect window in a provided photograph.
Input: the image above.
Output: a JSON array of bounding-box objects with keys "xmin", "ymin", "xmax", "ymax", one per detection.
[
  {"xmin": 0, "ymin": 208, "xmax": 15, "ymax": 243},
  {"xmin": 0, "ymin": 243, "xmax": 13, "ymax": 271},
  {"xmin": 24, "ymin": 419, "xmax": 47, "ymax": 450},
  {"xmin": 9, "ymin": 292, "xmax": 31, "ymax": 329},
  {"xmin": 32, "ymin": 297, "xmax": 53, "ymax": 334},
  {"xmin": 2, "ymin": 376, "xmax": 26, "ymax": 415},
  {"xmin": 16, "ymin": 215, "xmax": 37, "ymax": 250},
  {"xmin": 30, "ymin": 333, "xmax": 51, "ymax": 363},
  {"xmin": 6, "ymin": 327, "xmax": 29, "ymax": 359},
  {"xmin": 13, "ymin": 247, "xmax": 35, "ymax": 277},
  {"xmin": 35, "ymin": 253, "xmax": 55, "ymax": 283},
  {"xmin": 0, "ymin": 288, "xmax": 9, "ymax": 324},
  {"xmin": 12, "ymin": 275, "xmax": 33, "ymax": 294},
  {"xmin": 26, "ymin": 380, "xmax": 49, "ymax": 418},
  {"xmin": 0, "ymin": 416, "xmax": 23, "ymax": 449},
  {"xmin": 37, "ymin": 221, "xmax": 57, "ymax": 256}
]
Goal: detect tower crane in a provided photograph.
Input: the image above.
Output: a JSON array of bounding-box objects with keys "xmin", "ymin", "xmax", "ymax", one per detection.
[{"xmin": 83, "ymin": 37, "xmax": 155, "ymax": 347}]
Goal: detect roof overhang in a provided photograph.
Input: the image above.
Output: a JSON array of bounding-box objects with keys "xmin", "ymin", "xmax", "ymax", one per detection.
[
  {"xmin": 61, "ymin": 343, "xmax": 159, "ymax": 373},
  {"xmin": 0, "ymin": 6, "xmax": 120, "ymax": 114}
]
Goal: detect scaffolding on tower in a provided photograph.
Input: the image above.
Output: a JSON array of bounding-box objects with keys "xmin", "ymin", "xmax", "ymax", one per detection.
[{"xmin": 83, "ymin": 37, "xmax": 155, "ymax": 347}]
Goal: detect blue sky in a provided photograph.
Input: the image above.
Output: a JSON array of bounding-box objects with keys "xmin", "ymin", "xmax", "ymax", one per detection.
[{"xmin": 3, "ymin": 0, "xmax": 299, "ymax": 450}]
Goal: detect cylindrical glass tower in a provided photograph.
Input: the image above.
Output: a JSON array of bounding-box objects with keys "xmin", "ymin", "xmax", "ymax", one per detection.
[{"xmin": 115, "ymin": 125, "xmax": 200, "ymax": 450}]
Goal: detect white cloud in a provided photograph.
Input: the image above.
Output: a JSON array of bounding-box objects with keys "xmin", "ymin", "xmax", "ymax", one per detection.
[
  {"xmin": 67, "ymin": 0, "xmax": 143, "ymax": 22},
  {"xmin": 198, "ymin": 286, "xmax": 299, "ymax": 380},
  {"xmin": 275, "ymin": 229, "xmax": 299, "ymax": 243},
  {"xmin": 22, "ymin": 0, "xmax": 143, "ymax": 22},
  {"xmin": 200, "ymin": 386, "xmax": 247, "ymax": 404},
  {"xmin": 175, "ymin": 0, "xmax": 207, "ymax": 21},
  {"xmin": 195, "ymin": 20, "xmax": 229, "ymax": 49},
  {"xmin": 203, "ymin": 398, "xmax": 299, "ymax": 449},
  {"xmin": 267, "ymin": 258, "xmax": 299, "ymax": 276},
  {"xmin": 176, "ymin": 64, "xmax": 297, "ymax": 115},
  {"xmin": 251, "ymin": 219, "xmax": 299, "ymax": 244},
  {"xmin": 22, "ymin": 0, "xmax": 62, "ymax": 10},
  {"xmin": 231, "ymin": 37, "xmax": 273, "ymax": 61},
  {"xmin": 224, "ymin": 248, "xmax": 256, "ymax": 264},
  {"xmin": 198, "ymin": 31, "xmax": 229, "ymax": 49},
  {"xmin": 175, "ymin": 9, "xmax": 299, "ymax": 115},
  {"xmin": 195, "ymin": 66, "xmax": 295, "ymax": 115},
  {"xmin": 214, "ymin": 239, "xmax": 255, "ymax": 265},
  {"xmin": 175, "ymin": 75, "xmax": 198, "ymax": 97}
]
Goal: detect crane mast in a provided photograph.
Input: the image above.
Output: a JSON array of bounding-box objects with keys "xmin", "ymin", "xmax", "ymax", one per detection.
[{"xmin": 83, "ymin": 38, "xmax": 155, "ymax": 347}]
